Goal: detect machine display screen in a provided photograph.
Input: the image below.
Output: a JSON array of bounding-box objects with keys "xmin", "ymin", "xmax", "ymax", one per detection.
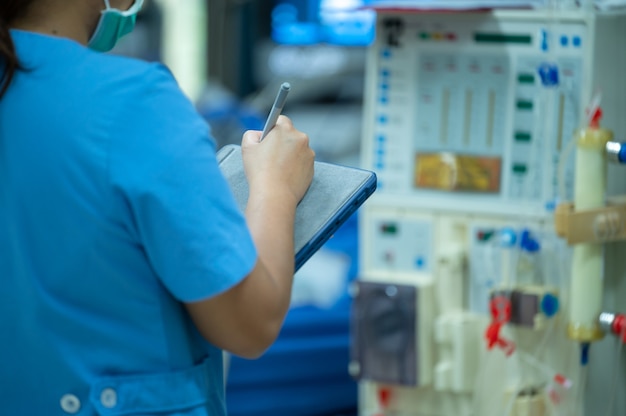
[
  {"xmin": 272, "ymin": 0, "xmax": 376, "ymax": 45},
  {"xmin": 414, "ymin": 153, "xmax": 502, "ymax": 193}
]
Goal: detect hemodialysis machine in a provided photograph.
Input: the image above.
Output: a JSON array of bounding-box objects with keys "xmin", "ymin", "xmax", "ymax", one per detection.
[{"xmin": 350, "ymin": 7, "xmax": 626, "ymax": 416}]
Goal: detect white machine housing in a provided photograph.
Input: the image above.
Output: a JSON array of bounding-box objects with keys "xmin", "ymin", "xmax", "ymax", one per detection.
[{"xmin": 357, "ymin": 8, "xmax": 626, "ymax": 416}]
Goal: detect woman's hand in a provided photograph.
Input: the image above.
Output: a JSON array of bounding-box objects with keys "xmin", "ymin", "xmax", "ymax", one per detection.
[{"xmin": 241, "ymin": 115, "xmax": 315, "ymax": 207}]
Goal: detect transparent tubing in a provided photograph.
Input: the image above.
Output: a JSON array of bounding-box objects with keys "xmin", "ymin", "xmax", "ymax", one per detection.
[
  {"xmin": 510, "ymin": 7, "xmax": 561, "ymax": 412},
  {"xmin": 476, "ymin": 3, "xmax": 569, "ymax": 414}
]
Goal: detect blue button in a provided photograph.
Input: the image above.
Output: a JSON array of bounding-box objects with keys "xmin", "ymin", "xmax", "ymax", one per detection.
[
  {"xmin": 381, "ymin": 69, "xmax": 391, "ymax": 77},
  {"xmin": 376, "ymin": 162, "xmax": 385, "ymax": 170},
  {"xmin": 380, "ymin": 96, "xmax": 388, "ymax": 104},
  {"xmin": 560, "ymin": 35, "xmax": 568, "ymax": 47},
  {"xmin": 415, "ymin": 257, "xmax": 425, "ymax": 269},
  {"xmin": 379, "ymin": 115, "xmax": 388, "ymax": 124},
  {"xmin": 520, "ymin": 229, "xmax": 541, "ymax": 253},
  {"xmin": 381, "ymin": 83, "xmax": 389, "ymax": 90},
  {"xmin": 499, "ymin": 228, "xmax": 517, "ymax": 248},
  {"xmin": 377, "ymin": 135, "xmax": 386, "ymax": 143},
  {"xmin": 377, "ymin": 147, "xmax": 385, "ymax": 156},
  {"xmin": 573, "ymin": 36, "xmax": 581, "ymax": 47},
  {"xmin": 382, "ymin": 49, "xmax": 392, "ymax": 59},
  {"xmin": 538, "ymin": 62, "xmax": 559, "ymax": 87}
]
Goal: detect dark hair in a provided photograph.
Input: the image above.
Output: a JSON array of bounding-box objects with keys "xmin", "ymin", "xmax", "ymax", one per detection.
[{"xmin": 0, "ymin": 0, "xmax": 35, "ymax": 98}]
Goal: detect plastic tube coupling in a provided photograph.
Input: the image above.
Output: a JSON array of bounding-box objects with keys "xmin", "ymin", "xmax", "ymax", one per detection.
[
  {"xmin": 606, "ymin": 141, "xmax": 626, "ymax": 164},
  {"xmin": 598, "ymin": 311, "xmax": 626, "ymax": 343},
  {"xmin": 599, "ymin": 312, "xmax": 617, "ymax": 333}
]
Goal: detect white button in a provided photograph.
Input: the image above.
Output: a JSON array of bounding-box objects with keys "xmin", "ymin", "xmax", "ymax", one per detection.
[
  {"xmin": 60, "ymin": 394, "xmax": 81, "ymax": 414},
  {"xmin": 100, "ymin": 388, "xmax": 118, "ymax": 409}
]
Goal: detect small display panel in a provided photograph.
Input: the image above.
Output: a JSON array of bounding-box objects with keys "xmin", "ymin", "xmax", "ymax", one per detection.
[
  {"xmin": 414, "ymin": 153, "xmax": 502, "ymax": 193},
  {"xmin": 474, "ymin": 33, "xmax": 533, "ymax": 44}
]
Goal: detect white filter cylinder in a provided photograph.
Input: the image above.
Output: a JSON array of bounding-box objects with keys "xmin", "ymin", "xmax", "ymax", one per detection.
[
  {"xmin": 451, "ymin": 316, "xmax": 478, "ymax": 392},
  {"xmin": 434, "ymin": 313, "xmax": 478, "ymax": 393},
  {"xmin": 568, "ymin": 127, "xmax": 612, "ymax": 341},
  {"xmin": 434, "ymin": 361, "xmax": 452, "ymax": 391},
  {"xmin": 574, "ymin": 146, "xmax": 606, "ymax": 211},
  {"xmin": 437, "ymin": 245, "xmax": 465, "ymax": 314},
  {"xmin": 570, "ymin": 243, "xmax": 603, "ymax": 336}
]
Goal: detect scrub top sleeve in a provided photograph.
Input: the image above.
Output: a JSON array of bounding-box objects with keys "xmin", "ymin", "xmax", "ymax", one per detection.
[{"xmin": 110, "ymin": 64, "xmax": 257, "ymax": 303}]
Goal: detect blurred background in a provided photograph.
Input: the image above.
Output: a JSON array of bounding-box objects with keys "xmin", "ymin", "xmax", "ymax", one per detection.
[{"xmin": 115, "ymin": 0, "xmax": 373, "ymax": 166}]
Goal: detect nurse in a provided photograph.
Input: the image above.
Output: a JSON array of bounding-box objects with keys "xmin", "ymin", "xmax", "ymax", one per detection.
[{"xmin": 0, "ymin": 0, "xmax": 314, "ymax": 415}]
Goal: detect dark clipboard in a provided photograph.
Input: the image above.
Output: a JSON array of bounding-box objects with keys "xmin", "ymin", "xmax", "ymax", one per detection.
[{"xmin": 217, "ymin": 144, "xmax": 377, "ymax": 272}]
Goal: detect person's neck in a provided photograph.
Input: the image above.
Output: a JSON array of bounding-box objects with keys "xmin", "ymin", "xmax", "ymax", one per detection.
[{"xmin": 11, "ymin": 7, "xmax": 98, "ymax": 46}]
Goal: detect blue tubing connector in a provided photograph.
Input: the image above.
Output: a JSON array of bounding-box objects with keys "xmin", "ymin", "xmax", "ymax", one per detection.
[
  {"xmin": 541, "ymin": 293, "xmax": 559, "ymax": 318},
  {"xmin": 581, "ymin": 343, "xmax": 590, "ymax": 366},
  {"xmin": 606, "ymin": 141, "xmax": 626, "ymax": 164}
]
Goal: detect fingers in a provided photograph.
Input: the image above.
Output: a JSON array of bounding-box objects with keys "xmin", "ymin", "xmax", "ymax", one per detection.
[
  {"xmin": 275, "ymin": 115, "xmax": 293, "ymax": 129},
  {"xmin": 274, "ymin": 116, "xmax": 310, "ymax": 148},
  {"xmin": 241, "ymin": 115, "xmax": 292, "ymax": 146},
  {"xmin": 241, "ymin": 115, "xmax": 315, "ymax": 204},
  {"xmin": 241, "ymin": 116, "xmax": 309, "ymax": 151}
]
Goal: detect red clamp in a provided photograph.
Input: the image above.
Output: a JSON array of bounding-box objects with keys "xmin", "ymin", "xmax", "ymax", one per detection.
[
  {"xmin": 373, "ymin": 387, "xmax": 392, "ymax": 416},
  {"xmin": 612, "ymin": 314, "xmax": 626, "ymax": 343},
  {"xmin": 485, "ymin": 295, "xmax": 516, "ymax": 356}
]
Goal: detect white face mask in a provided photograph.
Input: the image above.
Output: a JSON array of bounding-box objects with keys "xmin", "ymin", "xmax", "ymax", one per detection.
[{"xmin": 88, "ymin": 0, "xmax": 144, "ymax": 52}]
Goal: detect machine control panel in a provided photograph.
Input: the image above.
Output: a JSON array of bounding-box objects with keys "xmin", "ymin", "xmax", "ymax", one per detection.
[{"xmin": 364, "ymin": 13, "xmax": 586, "ymax": 216}]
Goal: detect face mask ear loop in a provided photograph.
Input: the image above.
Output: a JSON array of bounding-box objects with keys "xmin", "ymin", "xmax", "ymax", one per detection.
[
  {"xmin": 127, "ymin": 0, "xmax": 145, "ymax": 15},
  {"xmin": 109, "ymin": 0, "xmax": 144, "ymax": 16}
]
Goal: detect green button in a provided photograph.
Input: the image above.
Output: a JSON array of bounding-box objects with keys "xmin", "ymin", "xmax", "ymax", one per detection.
[
  {"xmin": 516, "ymin": 100, "xmax": 533, "ymax": 110},
  {"xmin": 419, "ymin": 32, "xmax": 430, "ymax": 40},
  {"xmin": 515, "ymin": 132, "xmax": 532, "ymax": 142},
  {"xmin": 478, "ymin": 230, "xmax": 495, "ymax": 242},
  {"xmin": 513, "ymin": 164, "xmax": 528, "ymax": 174},
  {"xmin": 518, "ymin": 74, "xmax": 535, "ymax": 84},
  {"xmin": 381, "ymin": 223, "xmax": 398, "ymax": 234}
]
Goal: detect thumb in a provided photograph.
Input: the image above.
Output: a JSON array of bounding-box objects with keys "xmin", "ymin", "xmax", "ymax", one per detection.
[{"xmin": 242, "ymin": 130, "xmax": 262, "ymax": 147}]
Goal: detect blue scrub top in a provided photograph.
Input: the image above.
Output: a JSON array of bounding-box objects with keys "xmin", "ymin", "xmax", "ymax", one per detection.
[{"xmin": 0, "ymin": 30, "xmax": 257, "ymax": 415}]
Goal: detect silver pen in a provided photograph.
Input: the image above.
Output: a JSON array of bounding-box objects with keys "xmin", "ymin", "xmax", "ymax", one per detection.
[{"xmin": 260, "ymin": 82, "xmax": 291, "ymax": 141}]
